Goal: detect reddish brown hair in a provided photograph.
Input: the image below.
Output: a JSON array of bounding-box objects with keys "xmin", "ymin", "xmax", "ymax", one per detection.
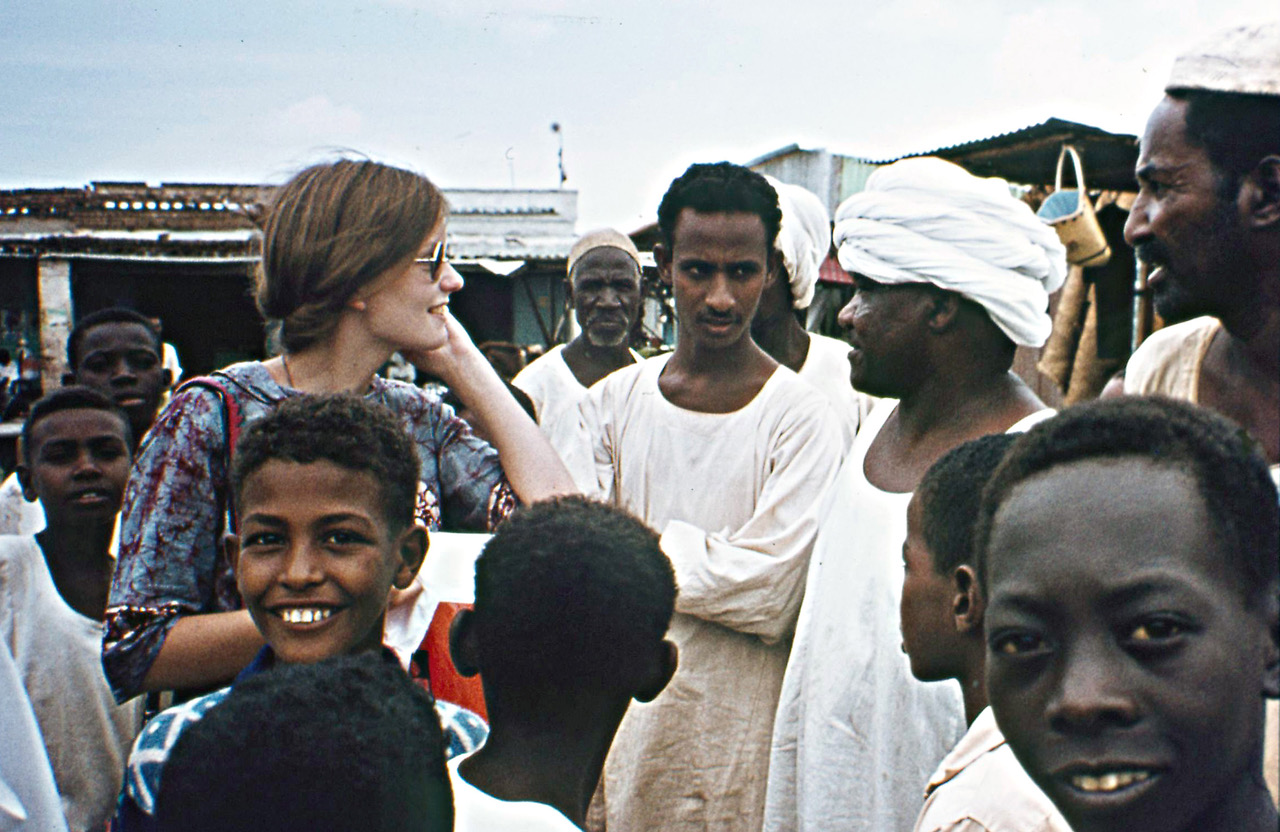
[{"xmin": 257, "ymin": 159, "xmax": 446, "ymax": 353}]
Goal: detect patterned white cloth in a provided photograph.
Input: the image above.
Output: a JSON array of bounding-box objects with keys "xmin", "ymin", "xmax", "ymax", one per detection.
[{"xmin": 834, "ymin": 158, "xmax": 1067, "ymax": 347}]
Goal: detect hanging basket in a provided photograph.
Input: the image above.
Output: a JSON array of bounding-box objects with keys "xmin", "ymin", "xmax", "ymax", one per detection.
[{"xmin": 1037, "ymin": 145, "xmax": 1112, "ymax": 268}]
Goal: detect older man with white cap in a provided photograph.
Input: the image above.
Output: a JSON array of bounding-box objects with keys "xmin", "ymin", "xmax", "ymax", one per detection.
[
  {"xmin": 1121, "ymin": 22, "xmax": 1279, "ymax": 470},
  {"xmin": 764, "ymin": 157, "xmax": 1066, "ymax": 832},
  {"xmin": 1118, "ymin": 20, "xmax": 1280, "ymax": 804},
  {"xmin": 513, "ymin": 228, "xmax": 644, "ymax": 460},
  {"xmin": 751, "ymin": 177, "xmax": 875, "ymax": 448}
]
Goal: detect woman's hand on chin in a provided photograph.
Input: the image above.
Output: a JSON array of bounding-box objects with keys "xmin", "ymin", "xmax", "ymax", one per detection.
[{"xmin": 402, "ymin": 309, "xmax": 485, "ymax": 385}]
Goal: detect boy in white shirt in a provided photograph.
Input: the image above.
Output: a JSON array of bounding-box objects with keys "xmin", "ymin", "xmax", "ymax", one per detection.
[
  {"xmin": 900, "ymin": 434, "xmax": 1069, "ymax": 832},
  {"xmin": 0, "ymin": 387, "xmax": 144, "ymax": 831}
]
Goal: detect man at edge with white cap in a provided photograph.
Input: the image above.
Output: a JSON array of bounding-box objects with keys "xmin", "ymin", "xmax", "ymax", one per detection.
[
  {"xmin": 1118, "ymin": 20, "xmax": 1280, "ymax": 803},
  {"xmin": 1121, "ymin": 22, "xmax": 1279, "ymax": 470}
]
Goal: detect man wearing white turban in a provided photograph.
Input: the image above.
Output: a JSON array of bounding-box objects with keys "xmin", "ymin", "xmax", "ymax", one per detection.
[
  {"xmin": 764, "ymin": 157, "xmax": 1064, "ymax": 832},
  {"xmin": 751, "ymin": 177, "xmax": 875, "ymax": 449}
]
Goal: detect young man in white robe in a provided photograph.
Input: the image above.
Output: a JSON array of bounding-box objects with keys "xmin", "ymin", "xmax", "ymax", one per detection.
[
  {"xmin": 764, "ymin": 158, "xmax": 1066, "ymax": 832},
  {"xmin": 750, "ymin": 177, "xmax": 875, "ymax": 450},
  {"xmin": 512, "ymin": 229, "xmax": 645, "ymax": 468},
  {"xmin": 574, "ymin": 162, "xmax": 843, "ymax": 832}
]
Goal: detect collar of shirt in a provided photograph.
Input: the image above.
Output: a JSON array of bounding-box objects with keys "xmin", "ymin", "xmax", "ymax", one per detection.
[{"xmin": 924, "ymin": 706, "xmax": 1007, "ymax": 797}]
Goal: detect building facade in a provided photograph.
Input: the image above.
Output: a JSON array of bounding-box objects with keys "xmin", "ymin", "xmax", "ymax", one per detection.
[{"xmin": 0, "ymin": 181, "xmax": 580, "ymax": 390}]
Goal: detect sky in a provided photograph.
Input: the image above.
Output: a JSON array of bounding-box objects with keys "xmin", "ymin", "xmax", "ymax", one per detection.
[{"xmin": 1, "ymin": 1, "xmax": 1274, "ymax": 232}]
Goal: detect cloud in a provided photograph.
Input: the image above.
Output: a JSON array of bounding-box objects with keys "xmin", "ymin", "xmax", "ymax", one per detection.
[{"xmin": 268, "ymin": 95, "xmax": 365, "ymax": 144}]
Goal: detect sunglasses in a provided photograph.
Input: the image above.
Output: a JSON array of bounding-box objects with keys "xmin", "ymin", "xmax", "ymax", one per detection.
[{"xmin": 414, "ymin": 239, "xmax": 452, "ymax": 282}]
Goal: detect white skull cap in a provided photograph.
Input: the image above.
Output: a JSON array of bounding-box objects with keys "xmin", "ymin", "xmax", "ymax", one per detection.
[{"xmin": 1166, "ymin": 21, "xmax": 1280, "ymax": 96}]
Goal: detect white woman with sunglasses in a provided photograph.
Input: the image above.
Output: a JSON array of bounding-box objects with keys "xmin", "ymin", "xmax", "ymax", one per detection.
[{"xmin": 103, "ymin": 159, "xmax": 577, "ymax": 702}]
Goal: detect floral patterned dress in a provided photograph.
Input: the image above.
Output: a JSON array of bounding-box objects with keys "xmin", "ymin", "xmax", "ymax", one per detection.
[{"xmin": 103, "ymin": 362, "xmax": 516, "ymax": 702}]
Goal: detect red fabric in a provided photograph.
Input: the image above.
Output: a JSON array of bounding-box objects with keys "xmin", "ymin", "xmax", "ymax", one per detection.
[
  {"xmin": 819, "ymin": 253, "xmax": 851, "ymax": 284},
  {"xmin": 422, "ymin": 602, "xmax": 488, "ymax": 719}
]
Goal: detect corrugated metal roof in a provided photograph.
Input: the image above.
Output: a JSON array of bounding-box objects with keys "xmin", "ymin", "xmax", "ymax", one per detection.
[
  {"xmin": 881, "ymin": 118, "xmax": 1140, "ymax": 192},
  {"xmin": 0, "ymin": 228, "xmax": 576, "ymax": 263}
]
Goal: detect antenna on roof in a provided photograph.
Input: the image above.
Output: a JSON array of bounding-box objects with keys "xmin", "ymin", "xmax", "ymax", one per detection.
[{"xmin": 551, "ymin": 122, "xmax": 567, "ymax": 188}]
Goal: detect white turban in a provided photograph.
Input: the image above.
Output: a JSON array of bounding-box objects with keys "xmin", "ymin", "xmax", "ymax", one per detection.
[
  {"xmin": 833, "ymin": 157, "xmax": 1067, "ymax": 347},
  {"xmin": 765, "ymin": 176, "xmax": 831, "ymax": 310}
]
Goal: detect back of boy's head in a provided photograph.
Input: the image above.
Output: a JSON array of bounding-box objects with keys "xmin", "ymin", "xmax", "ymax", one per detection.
[
  {"xmin": 230, "ymin": 394, "xmax": 419, "ymax": 531},
  {"xmin": 975, "ymin": 396, "xmax": 1280, "ymax": 604},
  {"xmin": 657, "ymin": 162, "xmax": 782, "ymax": 250},
  {"xmin": 916, "ymin": 433, "xmax": 1018, "ymax": 578},
  {"xmin": 473, "ymin": 495, "xmax": 676, "ymax": 694},
  {"xmin": 65, "ymin": 306, "xmax": 160, "ymax": 369},
  {"xmin": 155, "ymin": 652, "xmax": 452, "ymax": 832},
  {"xmin": 20, "ymin": 386, "xmax": 130, "ymax": 465}
]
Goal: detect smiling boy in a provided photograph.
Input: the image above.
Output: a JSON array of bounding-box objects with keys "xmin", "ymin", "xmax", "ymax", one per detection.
[
  {"xmin": 118, "ymin": 394, "xmax": 487, "ymax": 831},
  {"xmin": 977, "ymin": 397, "xmax": 1280, "ymax": 832},
  {"xmin": 0, "ymin": 387, "xmax": 145, "ymax": 832}
]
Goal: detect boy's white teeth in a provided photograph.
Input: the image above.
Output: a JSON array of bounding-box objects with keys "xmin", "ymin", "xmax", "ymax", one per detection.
[
  {"xmin": 280, "ymin": 608, "xmax": 332, "ymax": 624},
  {"xmin": 1071, "ymin": 770, "xmax": 1151, "ymax": 792}
]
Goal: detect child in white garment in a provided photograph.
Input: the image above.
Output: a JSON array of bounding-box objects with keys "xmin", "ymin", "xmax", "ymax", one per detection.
[{"xmin": 0, "ymin": 387, "xmax": 144, "ymax": 831}]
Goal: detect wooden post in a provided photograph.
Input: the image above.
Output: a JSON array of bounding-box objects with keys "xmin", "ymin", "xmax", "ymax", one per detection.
[{"xmin": 36, "ymin": 256, "xmax": 72, "ymax": 389}]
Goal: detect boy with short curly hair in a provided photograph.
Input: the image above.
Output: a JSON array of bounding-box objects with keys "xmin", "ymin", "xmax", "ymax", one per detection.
[
  {"xmin": 1, "ymin": 387, "xmax": 144, "ymax": 831},
  {"xmin": 119, "ymin": 394, "xmax": 486, "ymax": 831},
  {"xmin": 156, "ymin": 653, "xmax": 453, "ymax": 832},
  {"xmin": 978, "ymin": 397, "xmax": 1279, "ymax": 832},
  {"xmin": 449, "ymin": 495, "xmax": 678, "ymax": 830},
  {"xmin": 900, "ymin": 433, "xmax": 1069, "ymax": 832}
]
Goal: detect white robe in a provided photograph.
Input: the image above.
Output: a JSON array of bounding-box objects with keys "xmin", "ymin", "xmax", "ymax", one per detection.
[
  {"xmin": 0, "ymin": 473, "xmax": 44, "ymax": 537},
  {"xmin": 0, "ymin": 638, "xmax": 69, "ymax": 832},
  {"xmin": 512, "ymin": 343, "xmax": 644, "ymax": 426},
  {"xmin": 797, "ymin": 333, "xmax": 878, "ymax": 451},
  {"xmin": 512, "ymin": 344, "xmax": 641, "ymax": 488},
  {"xmin": 579, "ymin": 354, "xmax": 843, "ymax": 832},
  {"xmin": 0, "ymin": 536, "xmax": 143, "ymax": 831},
  {"xmin": 765, "ymin": 401, "xmax": 1053, "ymax": 832}
]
